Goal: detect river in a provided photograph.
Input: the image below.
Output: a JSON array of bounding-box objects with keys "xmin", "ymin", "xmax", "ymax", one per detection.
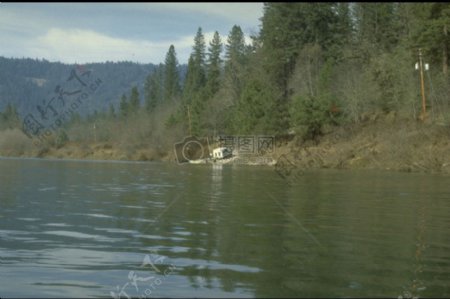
[{"xmin": 0, "ymin": 157, "xmax": 449, "ymax": 297}]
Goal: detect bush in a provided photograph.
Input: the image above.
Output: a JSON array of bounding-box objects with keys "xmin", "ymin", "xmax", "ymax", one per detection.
[
  {"xmin": 290, "ymin": 94, "xmax": 340, "ymax": 140},
  {"xmin": 55, "ymin": 130, "xmax": 69, "ymax": 149},
  {"xmin": 0, "ymin": 128, "xmax": 32, "ymax": 156}
]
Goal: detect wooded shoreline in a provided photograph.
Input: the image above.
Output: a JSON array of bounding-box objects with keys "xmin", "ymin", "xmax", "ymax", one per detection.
[{"xmin": 2, "ymin": 114, "xmax": 450, "ymax": 175}]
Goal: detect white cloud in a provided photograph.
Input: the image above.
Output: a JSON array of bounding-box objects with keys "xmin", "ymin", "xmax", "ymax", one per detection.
[
  {"xmin": 22, "ymin": 28, "xmax": 229, "ymax": 65},
  {"xmin": 0, "ymin": 3, "xmax": 262, "ymax": 64},
  {"xmin": 34, "ymin": 28, "xmax": 165, "ymax": 64},
  {"xmin": 138, "ymin": 3, "xmax": 264, "ymax": 29}
]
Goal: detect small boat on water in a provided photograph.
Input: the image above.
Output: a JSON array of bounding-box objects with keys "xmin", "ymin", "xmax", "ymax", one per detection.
[
  {"xmin": 211, "ymin": 147, "xmax": 232, "ymax": 160},
  {"xmin": 188, "ymin": 147, "xmax": 234, "ymax": 164}
]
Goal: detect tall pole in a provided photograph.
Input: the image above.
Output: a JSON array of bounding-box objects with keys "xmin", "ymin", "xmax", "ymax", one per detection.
[{"xmin": 418, "ymin": 48, "xmax": 427, "ymax": 121}]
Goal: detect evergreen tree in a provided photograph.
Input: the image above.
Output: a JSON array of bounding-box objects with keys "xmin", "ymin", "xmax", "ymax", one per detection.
[
  {"xmin": 206, "ymin": 31, "xmax": 223, "ymax": 95},
  {"xmin": 145, "ymin": 64, "xmax": 164, "ymax": 113},
  {"xmin": 232, "ymin": 78, "xmax": 277, "ymax": 134},
  {"xmin": 182, "ymin": 55, "xmax": 196, "ymax": 105},
  {"xmin": 225, "ymin": 25, "xmax": 246, "ymax": 64},
  {"xmin": 186, "ymin": 27, "xmax": 207, "ymax": 93},
  {"xmin": 1, "ymin": 103, "xmax": 20, "ymax": 129},
  {"xmin": 108, "ymin": 103, "xmax": 116, "ymax": 118},
  {"xmin": 193, "ymin": 27, "xmax": 206, "ymax": 73},
  {"xmin": 119, "ymin": 94, "xmax": 128, "ymax": 118},
  {"xmin": 224, "ymin": 25, "xmax": 247, "ymax": 102},
  {"xmin": 182, "ymin": 27, "xmax": 208, "ymax": 135},
  {"xmin": 331, "ymin": 2, "xmax": 354, "ymax": 59},
  {"xmin": 129, "ymin": 86, "xmax": 140, "ymax": 114},
  {"xmin": 260, "ymin": 3, "xmax": 339, "ymax": 90},
  {"xmin": 410, "ymin": 3, "xmax": 450, "ymax": 74},
  {"xmin": 352, "ymin": 2, "xmax": 402, "ymax": 70},
  {"xmin": 164, "ymin": 45, "xmax": 180, "ymax": 101}
]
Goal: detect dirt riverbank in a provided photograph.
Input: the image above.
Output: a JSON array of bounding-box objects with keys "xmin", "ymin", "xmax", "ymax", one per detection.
[{"xmin": 1, "ymin": 115, "xmax": 450, "ymax": 174}]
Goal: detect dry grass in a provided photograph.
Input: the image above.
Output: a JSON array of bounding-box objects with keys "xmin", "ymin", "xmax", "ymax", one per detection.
[
  {"xmin": 0, "ymin": 128, "xmax": 33, "ymax": 156},
  {"xmin": 3, "ymin": 111, "xmax": 450, "ymax": 175},
  {"xmin": 283, "ymin": 114, "xmax": 450, "ymax": 174}
]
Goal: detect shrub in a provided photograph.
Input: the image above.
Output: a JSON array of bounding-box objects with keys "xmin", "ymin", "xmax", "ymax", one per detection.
[
  {"xmin": 0, "ymin": 128, "xmax": 32, "ymax": 156},
  {"xmin": 290, "ymin": 94, "xmax": 340, "ymax": 140}
]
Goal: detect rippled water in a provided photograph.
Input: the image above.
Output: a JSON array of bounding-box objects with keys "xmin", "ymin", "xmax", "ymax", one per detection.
[{"xmin": 1, "ymin": 157, "xmax": 450, "ymax": 297}]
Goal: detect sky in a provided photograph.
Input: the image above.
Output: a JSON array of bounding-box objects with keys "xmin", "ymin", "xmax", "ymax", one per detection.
[{"xmin": 0, "ymin": 2, "xmax": 264, "ymax": 65}]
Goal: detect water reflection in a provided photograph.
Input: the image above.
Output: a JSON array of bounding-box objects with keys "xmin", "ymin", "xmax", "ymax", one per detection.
[
  {"xmin": 399, "ymin": 183, "xmax": 428, "ymax": 299},
  {"xmin": 1, "ymin": 158, "xmax": 450, "ymax": 297}
]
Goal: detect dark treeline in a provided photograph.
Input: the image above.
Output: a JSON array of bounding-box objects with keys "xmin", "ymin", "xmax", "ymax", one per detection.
[
  {"xmin": 0, "ymin": 58, "xmax": 183, "ymax": 117},
  {"xmin": 110, "ymin": 2, "xmax": 450, "ymax": 141},
  {"xmin": 1, "ymin": 3, "xmax": 449, "ymax": 152}
]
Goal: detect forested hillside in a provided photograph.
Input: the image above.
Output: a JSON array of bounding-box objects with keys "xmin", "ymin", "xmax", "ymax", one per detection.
[
  {"xmin": 0, "ymin": 3, "xmax": 449, "ymax": 163},
  {"xmin": 0, "ymin": 57, "xmax": 190, "ymax": 117}
]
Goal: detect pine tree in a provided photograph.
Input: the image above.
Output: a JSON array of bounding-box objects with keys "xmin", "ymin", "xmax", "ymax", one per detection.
[
  {"xmin": 129, "ymin": 86, "xmax": 140, "ymax": 114},
  {"xmin": 119, "ymin": 94, "xmax": 128, "ymax": 118},
  {"xmin": 225, "ymin": 25, "xmax": 246, "ymax": 65},
  {"xmin": 164, "ymin": 45, "xmax": 180, "ymax": 101},
  {"xmin": 182, "ymin": 28, "xmax": 208, "ymax": 135},
  {"xmin": 145, "ymin": 64, "xmax": 164, "ymax": 113},
  {"xmin": 4, "ymin": 103, "xmax": 20, "ymax": 129},
  {"xmin": 193, "ymin": 27, "xmax": 206, "ymax": 73},
  {"xmin": 2, "ymin": 103, "xmax": 20, "ymax": 129},
  {"xmin": 108, "ymin": 103, "xmax": 116, "ymax": 118},
  {"xmin": 354, "ymin": 3, "xmax": 399, "ymax": 53},
  {"xmin": 206, "ymin": 31, "xmax": 223, "ymax": 95},
  {"xmin": 183, "ymin": 28, "xmax": 207, "ymax": 102},
  {"xmin": 224, "ymin": 25, "xmax": 247, "ymax": 102},
  {"xmin": 182, "ymin": 55, "xmax": 196, "ymax": 105},
  {"xmin": 331, "ymin": 2, "xmax": 354, "ymax": 59},
  {"xmin": 410, "ymin": 3, "xmax": 450, "ymax": 74}
]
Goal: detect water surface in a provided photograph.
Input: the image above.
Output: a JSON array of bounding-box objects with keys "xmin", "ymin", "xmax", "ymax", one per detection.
[{"xmin": 0, "ymin": 157, "xmax": 449, "ymax": 297}]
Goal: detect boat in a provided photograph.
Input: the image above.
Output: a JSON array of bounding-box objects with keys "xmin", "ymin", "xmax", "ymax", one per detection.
[
  {"xmin": 211, "ymin": 147, "xmax": 232, "ymax": 160},
  {"xmin": 188, "ymin": 147, "xmax": 235, "ymax": 164}
]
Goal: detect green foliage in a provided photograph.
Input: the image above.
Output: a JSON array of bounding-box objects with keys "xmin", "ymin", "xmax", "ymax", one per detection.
[
  {"xmin": 129, "ymin": 86, "xmax": 140, "ymax": 114},
  {"xmin": 206, "ymin": 31, "xmax": 223, "ymax": 96},
  {"xmin": 164, "ymin": 45, "xmax": 180, "ymax": 101},
  {"xmin": 0, "ymin": 103, "xmax": 20, "ymax": 129},
  {"xmin": 183, "ymin": 27, "xmax": 206, "ymax": 99},
  {"xmin": 119, "ymin": 94, "xmax": 128, "ymax": 118},
  {"xmin": 165, "ymin": 113, "xmax": 178, "ymax": 128},
  {"xmin": 409, "ymin": 3, "xmax": 449, "ymax": 74},
  {"xmin": 3, "ymin": 3, "xmax": 450, "ymax": 150},
  {"xmin": 67, "ymin": 112, "xmax": 82, "ymax": 126},
  {"xmin": 193, "ymin": 27, "xmax": 206, "ymax": 69},
  {"xmin": 189, "ymin": 90, "xmax": 208, "ymax": 136},
  {"xmin": 232, "ymin": 78, "xmax": 277, "ymax": 134},
  {"xmin": 290, "ymin": 94, "xmax": 335, "ymax": 140},
  {"xmin": 223, "ymin": 25, "xmax": 248, "ymax": 106},
  {"xmin": 354, "ymin": 3, "xmax": 401, "ymax": 51},
  {"xmin": 289, "ymin": 52, "xmax": 341, "ymax": 138},
  {"xmin": 225, "ymin": 25, "xmax": 246, "ymax": 64},
  {"xmin": 0, "ymin": 57, "xmax": 162, "ymax": 119},
  {"xmin": 181, "ymin": 27, "xmax": 210, "ymax": 136},
  {"xmin": 371, "ymin": 50, "xmax": 412, "ymax": 113},
  {"xmin": 108, "ymin": 103, "xmax": 116, "ymax": 118},
  {"xmin": 145, "ymin": 64, "xmax": 164, "ymax": 113},
  {"xmin": 55, "ymin": 130, "xmax": 69, "ymax": 149},
  {"xmin": 260, "ymin": 3, "xmax": 340, "ymax": 90}
]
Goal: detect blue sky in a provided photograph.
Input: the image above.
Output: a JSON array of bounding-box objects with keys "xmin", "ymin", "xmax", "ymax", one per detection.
[{"xmin": 0, "ymin": 3, "xmax": 264, "ymax": 64}]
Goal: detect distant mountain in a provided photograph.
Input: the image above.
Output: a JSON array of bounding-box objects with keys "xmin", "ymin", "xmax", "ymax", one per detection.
[{"xmin": 0, "ymin": 57, "xmax": 187, "ymax": 119}]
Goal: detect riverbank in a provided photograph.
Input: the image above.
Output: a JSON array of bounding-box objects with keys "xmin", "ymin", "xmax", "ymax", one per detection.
[
  {"xmin": 1, "ymin": 114, "xmax": 449, "ymax": 174},
  {"xmin": 280, "ymin": 114, "xmax": 450, "ymax": 174}
]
